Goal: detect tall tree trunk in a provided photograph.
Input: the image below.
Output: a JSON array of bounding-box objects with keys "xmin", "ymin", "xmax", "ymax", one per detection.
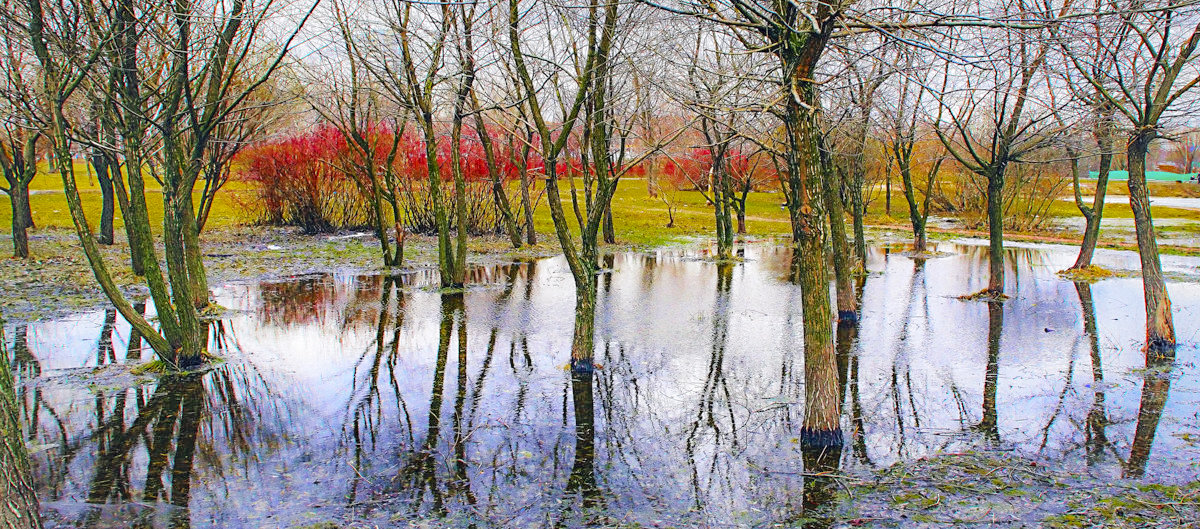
[
  {"xmin": 1070, "ymin": 161, "xmax": 1109, "ymax": 270},
  {"xmin": 820, "ymin": 143, "xmax": 857, "ymax": 322},
  {"xmin": 18, "ymin": 185, "xmax": 33, "ymax": 231},
  {"xmin": 850, "ymin": 186, "xmax": 866, "ymax": 263},
  {"xmin": 986, "ymin": 170, "xmax": 1005, "ymax": 295},
  {"xmin": 181, "ymin": 191, "xmax": 209, "ymax": 309},
  {"xmin": 521, "ymin": 170, "xmax": 537, "ymax": 245},
  {"xmin": 782, "ymin": 53, "xmax": 842, "ymax": 454},
  {"xmin": 602, "ymin": 204, "xmax": 615, "ymax": 245},
  {"xmin": 0, "ymin": 325, "xmax": 42, "ymax": 529},
  {"xmin": 1126, "ymin": 134, "xmax": 1175, "ymax": 355},
  {"xmin": 885, "ymin": 170, "xmax": 891, "ymax": 215},
  {"xmin": 163, "ymin": 185, "xmax": 205, "ymax": 367}
]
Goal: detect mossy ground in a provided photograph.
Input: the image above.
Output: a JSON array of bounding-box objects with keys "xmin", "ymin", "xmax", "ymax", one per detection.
[{"xmin": 829, "ymin": 452, "xmax": 1200, "ymax": 528}]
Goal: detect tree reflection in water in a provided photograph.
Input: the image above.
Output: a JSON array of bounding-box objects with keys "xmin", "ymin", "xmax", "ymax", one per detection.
[
  {"xmin": 15, "ymin": 242, "xmax": 1200, "ymax": 527},
  {"xmin": 1126, "ymin": 356, "xmax": 1173, "ymax": 478}
]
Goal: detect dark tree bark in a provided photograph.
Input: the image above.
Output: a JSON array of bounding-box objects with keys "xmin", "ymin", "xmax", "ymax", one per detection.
[
  {"xmin": 89, "ymin": 151, "xmax": 116, "ymax": 246},
  {"xmin": 2, "ymin": 133, "xmax": 38, "ymax": 258},
  {"xmin": 1069, "ymin": 105, "xmax": 1115, "ymax": 270}
]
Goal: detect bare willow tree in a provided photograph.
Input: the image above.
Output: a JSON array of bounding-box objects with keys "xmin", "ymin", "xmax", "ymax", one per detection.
[
  {"xmin": 507, "ymin": 0, "xmax": 610, "ymax": 359},
  {"xmin": 359, "ymin": 0, "xmax": 471, "ymax": 288},
  {"xmin": 16, "ymin": 0, "xmax": 313, "ymax": 368},
  {"xmin": 679, "ymin": 21, "xmax": 747, "ymax": 260},
  {"xmin": 686, "ymin": 0, "xmax": 852, "ymax": 454},
  {"xmin": 883, "ymin": 44, "xmax": 945, "ymax": 252},
  {"xmin": 0, "ymin": 123, "xmax": 38, "ymax": 259},
  {"xmin": 313, "ymin": 2, "xmax": 408, "ymax": 267},
  {"xmin": 0, "ymin": 20, "xmax": 40, "ymax": 259},
  {"xmin": 508, "ymin": 0, "xmax": 669, "ymax": 374},
  {"xmin": 1052, "ymin": 0, "xmax": 1200, "ymax": 354},
  {"xmin": 932, "ymin": 8, "xmax": 1059, "ymax": 297}
]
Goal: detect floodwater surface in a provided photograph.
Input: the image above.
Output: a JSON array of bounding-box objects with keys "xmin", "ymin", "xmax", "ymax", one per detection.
[{"xmin": 9, "ymin": 240, "xmax": 1200, "ymax": 528}]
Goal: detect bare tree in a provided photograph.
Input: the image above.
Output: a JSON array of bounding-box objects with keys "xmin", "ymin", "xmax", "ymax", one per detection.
[
  {"xmin": 692, "ymin": 0, "xmax": 852, "ymax": 455},
  {"xmin": 0, "ymin": 26, "xmax": 40, "ymax": 259},
  {"xmin": 1052, "ymin": 0, "xmax": 1200, "ymax": 354},
  {"xmin": 932, "ymin": 10, "xmax": 1058, "ymax": 297},
  {"xmin": 883, "ymin": 45, "xmax": 945, "ymax": 252},
  {"xmin": 313, "ymin": 2, "xmax": 409, "ymax": 267},
  {"xmin": 16, "ymin": 0, "xmax": 314, "ymax": 368},
  {"xmin": 358, "ymin": 0, "xmax": 472, "ymax": 287}
]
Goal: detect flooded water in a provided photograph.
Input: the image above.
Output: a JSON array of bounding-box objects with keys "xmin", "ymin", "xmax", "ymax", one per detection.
[{"xmin": 9, "ymin": 240, "xmax": 1200, "ymax": 528}]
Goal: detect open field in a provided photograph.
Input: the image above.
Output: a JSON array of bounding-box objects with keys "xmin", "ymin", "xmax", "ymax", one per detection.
[{"xmin": 7, "ymin": 167, "xmax": 1200, "ymax": 251}]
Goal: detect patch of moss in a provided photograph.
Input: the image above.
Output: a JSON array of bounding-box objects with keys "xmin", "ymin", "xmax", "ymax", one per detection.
[
  {"xmin": 130, "ymin": 360, "xmax": 174, "ymax": 375},
  {"xmin": 957, "ymin": 289, "xmax": 1011, "ymax": 302},
  {"xmin": 1058, "ymin": 264, "xmax": 1117, "ymax": 282}
]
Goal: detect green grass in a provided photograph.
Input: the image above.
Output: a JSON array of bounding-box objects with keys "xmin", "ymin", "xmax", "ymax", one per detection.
[{"xmin": 7, "ymin": 165, "xmax": 1200, "ymax": 250}]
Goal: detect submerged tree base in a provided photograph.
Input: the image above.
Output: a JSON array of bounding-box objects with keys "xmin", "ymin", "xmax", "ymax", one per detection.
[{"xmin": 130, "ymin": 355, "xmax": 222, "ymax": 375}]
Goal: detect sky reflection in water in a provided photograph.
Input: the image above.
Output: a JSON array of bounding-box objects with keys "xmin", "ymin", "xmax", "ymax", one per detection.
[{"xmin": 10, "ymin": 240, "xmax": 1200, "ymax": 528}]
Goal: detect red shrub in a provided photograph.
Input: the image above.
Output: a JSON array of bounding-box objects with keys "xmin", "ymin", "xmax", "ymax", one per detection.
[{"xmin": 239, "ymin": 123, "xmax": 529, "ymax": 235}]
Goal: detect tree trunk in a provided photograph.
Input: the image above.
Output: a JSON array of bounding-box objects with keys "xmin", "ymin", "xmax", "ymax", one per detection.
[
  {"xmin": 0, "ymin": 326, "xmax": 42, "ymax": 529},
  {"xmin": 163, "ymin": 187, "xmax": 205, "ymax": 367},
  {"xmin": 365, "ymin": 162, "xmax": 394, "ymax": 267},
  {"xmin": 180, "ymin": 191, "xmax": 209, "ymax": 309},
  {"xmin": 986, "ymin": 171, "xmax": 1005, "ymax": 295},
  {"xmin": 18, "ymin": 183, "xmax": 33, "ymax": 231},
  {"xmin": 602, "ymin": 204, "xmax": 615, "ymax": 245},
  {"xmin": 1071, "ymin": 114, "xmax": 1113, "ymax": 269},
  {"xmin": 520, "ymin": 166, "xmax": 537, "ymax": 246},
  {"xmin": 91, "ymin": 152, "xmax": 115, "ymax": 246},
  {"xmin": 9, "ymin": 180, "xmax": 31, "ymax": 258},
  {"xmin": 820, "ymin": 144, "xmax": 857, "ymax": 322},
  {"xmin": 783, "ymin": 63, "xmax": 842, "ymax": 455},
  {"xmin": 1126, "ymin": 134, "xmax": 1175, "ymax": 356},
  {"xmin": 885, "ymin": 170, "xmax": 891, "ymax": 215},
  {"xmin": 850, "ymin": 186, "xmax": 866, "ymax": 263},
  {"xmin": 711, "ymin": 161, "xmax": 734, "ymax": 260}
]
